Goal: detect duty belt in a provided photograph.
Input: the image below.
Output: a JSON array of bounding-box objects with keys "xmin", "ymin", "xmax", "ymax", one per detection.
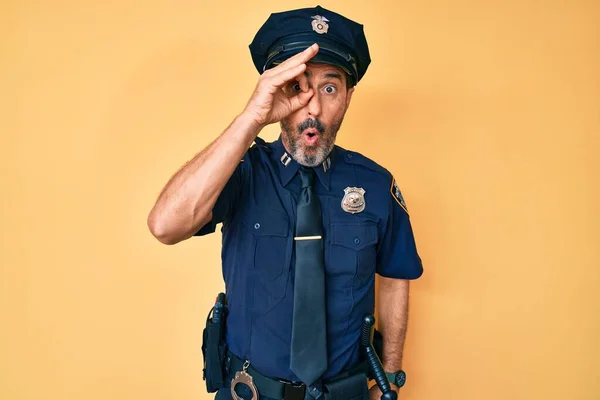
[{"xmin": 224, "ymin": 350, "xmax": 369, "ymax": 400}]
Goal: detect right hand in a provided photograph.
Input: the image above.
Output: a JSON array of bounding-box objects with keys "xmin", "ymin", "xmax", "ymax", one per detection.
[{"xmin": 243, "ymin": 43, "xmax": 319, "ymax": 127}]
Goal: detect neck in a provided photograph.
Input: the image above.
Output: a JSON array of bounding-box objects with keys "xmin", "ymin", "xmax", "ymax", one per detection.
[{"xmin": 280, "ymin": 133, "xmax": 293, "ymax": 155}]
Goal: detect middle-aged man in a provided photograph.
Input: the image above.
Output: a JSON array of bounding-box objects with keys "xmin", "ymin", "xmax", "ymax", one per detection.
[{"xmin": 148, "ymin": 5, "xmax": 423, "ymax": 400}]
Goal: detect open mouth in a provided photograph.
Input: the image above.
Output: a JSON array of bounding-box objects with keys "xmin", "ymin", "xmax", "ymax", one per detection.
[{"xmin": 302, "ymin": 129, "xmax": 319, "ymax": 146}]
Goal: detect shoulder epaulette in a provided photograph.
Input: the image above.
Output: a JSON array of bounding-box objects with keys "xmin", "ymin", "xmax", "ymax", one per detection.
[
  {"xmin": 251, "ymin": 136, "xmax": 273, "ymax": 153},
  {"xmin": 339, "ymin": 147, "xmax": 391, "ymax": 178}
]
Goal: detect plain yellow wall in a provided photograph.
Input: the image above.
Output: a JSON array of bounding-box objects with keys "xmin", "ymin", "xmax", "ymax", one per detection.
[{"xmin": 1, "ymin": 0, "xmax": 599, "ymax": 399}]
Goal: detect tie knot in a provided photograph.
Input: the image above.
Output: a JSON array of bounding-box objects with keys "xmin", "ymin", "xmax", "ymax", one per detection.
[{"xmin": 299, "ymin": 167, "xmax": 315, "ymax": 188}]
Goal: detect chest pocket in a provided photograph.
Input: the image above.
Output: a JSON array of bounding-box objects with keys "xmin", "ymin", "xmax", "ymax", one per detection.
[
  {"xmin": 329, "ymin": 220, "xmax": 379, "ymax": 287},
  {"xmin": 245, "ymin": 209, "xmax": 292, "ymax": 315}
]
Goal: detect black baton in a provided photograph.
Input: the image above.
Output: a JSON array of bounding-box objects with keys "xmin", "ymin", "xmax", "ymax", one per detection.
[{"xmin": 361, "ymin": 315, "xmax": 397, "ymax": 400}]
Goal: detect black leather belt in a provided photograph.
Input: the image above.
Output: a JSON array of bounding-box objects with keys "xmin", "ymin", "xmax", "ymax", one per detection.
[{"xmin": 225, "ymin": 351, "xmax": 368, "ymax": 400}]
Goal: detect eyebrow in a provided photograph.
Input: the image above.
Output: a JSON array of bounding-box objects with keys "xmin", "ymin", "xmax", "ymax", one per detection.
[
  {"xmin": 303, "ymin": 70, "xmax": 344, "ymax": 83},
  {"xmin": 323, "ymin": 72, "xmax": 343, "ymax": 82}
]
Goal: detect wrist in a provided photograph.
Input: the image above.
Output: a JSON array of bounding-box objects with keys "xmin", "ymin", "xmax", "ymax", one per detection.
[
  {"xmin": 229, "ymin": 112, "xmax": 264, "ymax": 146},
  {"xmin": 238, "ymin": 110, "xmax": 267, "ymax": 132}
]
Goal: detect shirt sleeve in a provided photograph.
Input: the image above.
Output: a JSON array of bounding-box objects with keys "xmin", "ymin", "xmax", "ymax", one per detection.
[
  {"xmin": 376, "ymin": 177, "xmax": 423, "ymax": 279},
  {"xmin": 194, "ymin": 160, "xmax": 244, "ymax": 236}
]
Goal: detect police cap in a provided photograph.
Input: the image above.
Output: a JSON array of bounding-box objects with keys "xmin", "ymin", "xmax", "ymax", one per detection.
[{"xmin": 249, "ymin": 5, "xmax": 371, "ymax": 86}]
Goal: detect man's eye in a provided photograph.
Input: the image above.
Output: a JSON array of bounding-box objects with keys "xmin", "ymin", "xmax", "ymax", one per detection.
[
  {"xmin": 292, "ymin": 83, "xmax": 301, "ymax": 92},
  {"xmin": 324, "ymin": 85, "xmax": 337, "ymax": 94}
]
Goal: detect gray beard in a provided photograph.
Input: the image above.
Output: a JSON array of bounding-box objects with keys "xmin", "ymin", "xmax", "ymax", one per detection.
[
  {"xmin": 288, "ymin": 138, "xmax": 332, "ymax": 167},
  {"xmin": 281, "ymin": 118, "xmax": 341, "ymax": 167}
]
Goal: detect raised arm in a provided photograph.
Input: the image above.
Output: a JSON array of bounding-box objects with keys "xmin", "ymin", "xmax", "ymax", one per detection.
[{"xmin": 147, "ymin": 44, "xmax": 319, "ymax": 245}]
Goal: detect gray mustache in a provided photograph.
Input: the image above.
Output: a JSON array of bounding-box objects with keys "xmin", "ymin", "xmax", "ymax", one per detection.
[{"xmin": 298, "ymin": 118, "xmax": 325, "ymax": 134}]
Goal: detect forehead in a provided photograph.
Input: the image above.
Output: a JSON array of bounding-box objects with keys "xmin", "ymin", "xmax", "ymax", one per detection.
[{"xmin": 304, "ymin": 62, "xmax": 346, "ymax": 80}]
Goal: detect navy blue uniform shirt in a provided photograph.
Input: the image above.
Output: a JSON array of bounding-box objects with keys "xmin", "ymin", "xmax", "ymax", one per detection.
[{"xmin": 196, "ymin": 136, "xmax": 423, "ymax": 382}]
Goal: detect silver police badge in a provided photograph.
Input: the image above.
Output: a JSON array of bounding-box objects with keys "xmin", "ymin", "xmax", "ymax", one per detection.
[
  {"xmin": 311, "ymin": 15, "xmax": 329, "ymax": 34},
  {"xmin": 341, "ymin": 187, "xmax": 366, "ymax": 214}
]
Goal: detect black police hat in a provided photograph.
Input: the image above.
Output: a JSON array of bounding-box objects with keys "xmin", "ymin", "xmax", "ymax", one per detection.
[{"xmin": 249, "ymin": 5, "xmax": 371, "ymax": 86}]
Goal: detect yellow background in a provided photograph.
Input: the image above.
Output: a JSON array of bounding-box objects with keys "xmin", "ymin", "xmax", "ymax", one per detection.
[{"xmin": 1, "ymin": 0, "xmax": 599, "ymax": 399}]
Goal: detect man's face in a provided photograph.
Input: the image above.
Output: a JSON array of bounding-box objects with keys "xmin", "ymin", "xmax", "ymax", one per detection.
[{"xmin": 280, "ymin": 62, "xmax": 355, "ymax": 167}]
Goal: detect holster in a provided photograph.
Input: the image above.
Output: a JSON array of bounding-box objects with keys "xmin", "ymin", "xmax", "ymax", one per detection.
[
  {"xmin": 201, "ymin": 300, "xmax": 228, "ymax": 392},
  {"xmin": 373, "ymin": 329, "xmax": 383, "ymax": 363},
  {"xmin": 323, "ymin": 370, "xmax": 369, "ymax": 400}
]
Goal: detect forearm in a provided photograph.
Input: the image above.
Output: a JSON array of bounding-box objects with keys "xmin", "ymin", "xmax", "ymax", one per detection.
[
  {"xmin": 147, "ymin": 112, "xmax": 262, "ymax": 244},
  {"xmin": 377, "ymin": 277, "xmax": 410, "ymax": 372}
]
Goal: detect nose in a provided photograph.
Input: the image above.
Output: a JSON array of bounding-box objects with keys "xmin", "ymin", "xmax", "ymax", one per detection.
[{"xmin": 307, "ymin": 90, "xmax": 321, "ymax": 117}]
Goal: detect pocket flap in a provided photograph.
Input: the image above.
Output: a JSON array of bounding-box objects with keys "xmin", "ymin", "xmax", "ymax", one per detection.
[
  {"xmin": 247, "ymin": 210, "xmax": 289, "ymax": 237},
  {"xmin": 331, "ymin": 221, "xmax": 378, "ymax": 251}
]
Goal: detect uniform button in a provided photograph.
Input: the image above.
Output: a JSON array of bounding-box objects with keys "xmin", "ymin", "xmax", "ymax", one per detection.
[
  {"xmin": 347, "ymin": 153, "xmax": 353, "ymax": 158},
  {"xmin": 254, "ymin": 223, "xmax": 260, "ymax": 230},
  {"xmin": 354, "ymin": 237, "xmax": 360, "ymax": 245}
]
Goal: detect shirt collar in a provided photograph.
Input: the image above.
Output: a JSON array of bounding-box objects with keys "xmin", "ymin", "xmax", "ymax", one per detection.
[{"xmin": 272, "ymin": 135, "xmax": 332, "ymax": 191}]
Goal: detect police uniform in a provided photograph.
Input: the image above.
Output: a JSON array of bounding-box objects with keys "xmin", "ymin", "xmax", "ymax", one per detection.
[{"xmin": 197, "ymin": 5, "xmax": 423, "ymax": 400}]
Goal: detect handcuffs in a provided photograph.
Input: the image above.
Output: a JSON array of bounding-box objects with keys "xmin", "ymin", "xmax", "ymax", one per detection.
[{"xmin": 230, "ymin": 360, "xmax": 259, "ymax": 400}]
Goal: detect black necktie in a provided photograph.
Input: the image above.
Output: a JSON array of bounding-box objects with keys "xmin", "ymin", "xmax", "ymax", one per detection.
[{"xmin": 290, "ymin": 167, "xmax": 327, "ymax": 386}]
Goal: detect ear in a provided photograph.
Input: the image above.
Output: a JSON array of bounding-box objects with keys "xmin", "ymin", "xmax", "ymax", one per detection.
[{"xmin": 344, "ymin": 87, "xmax": 355, "ymax": 112}]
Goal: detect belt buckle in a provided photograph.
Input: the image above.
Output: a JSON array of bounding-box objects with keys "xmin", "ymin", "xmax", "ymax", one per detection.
[{"xmin": 282, "ymin": 380, "xmax": 305, "ymax": 400}]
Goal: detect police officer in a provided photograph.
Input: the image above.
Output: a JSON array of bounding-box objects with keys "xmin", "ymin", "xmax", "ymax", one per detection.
[{"xmin": 148, "ymin": 5, "xmax": 423, "ymax": 400}]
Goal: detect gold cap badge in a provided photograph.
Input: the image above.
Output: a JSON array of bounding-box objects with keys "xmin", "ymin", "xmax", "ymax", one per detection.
[{"xmin": 311, "ymin": 15, "xmax": 329, "ymax": 34}]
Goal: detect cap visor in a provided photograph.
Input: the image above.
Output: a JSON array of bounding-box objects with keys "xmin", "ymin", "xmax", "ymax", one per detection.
[{"xmin": 268, "ymin": 46, "xmax": 355, "ymax": 84}]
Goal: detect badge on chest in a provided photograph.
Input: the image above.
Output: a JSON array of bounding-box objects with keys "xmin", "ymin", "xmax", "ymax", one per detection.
[{"xmin": 341, "ymin": 187, "xmax": 366, "ymax": 214}]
